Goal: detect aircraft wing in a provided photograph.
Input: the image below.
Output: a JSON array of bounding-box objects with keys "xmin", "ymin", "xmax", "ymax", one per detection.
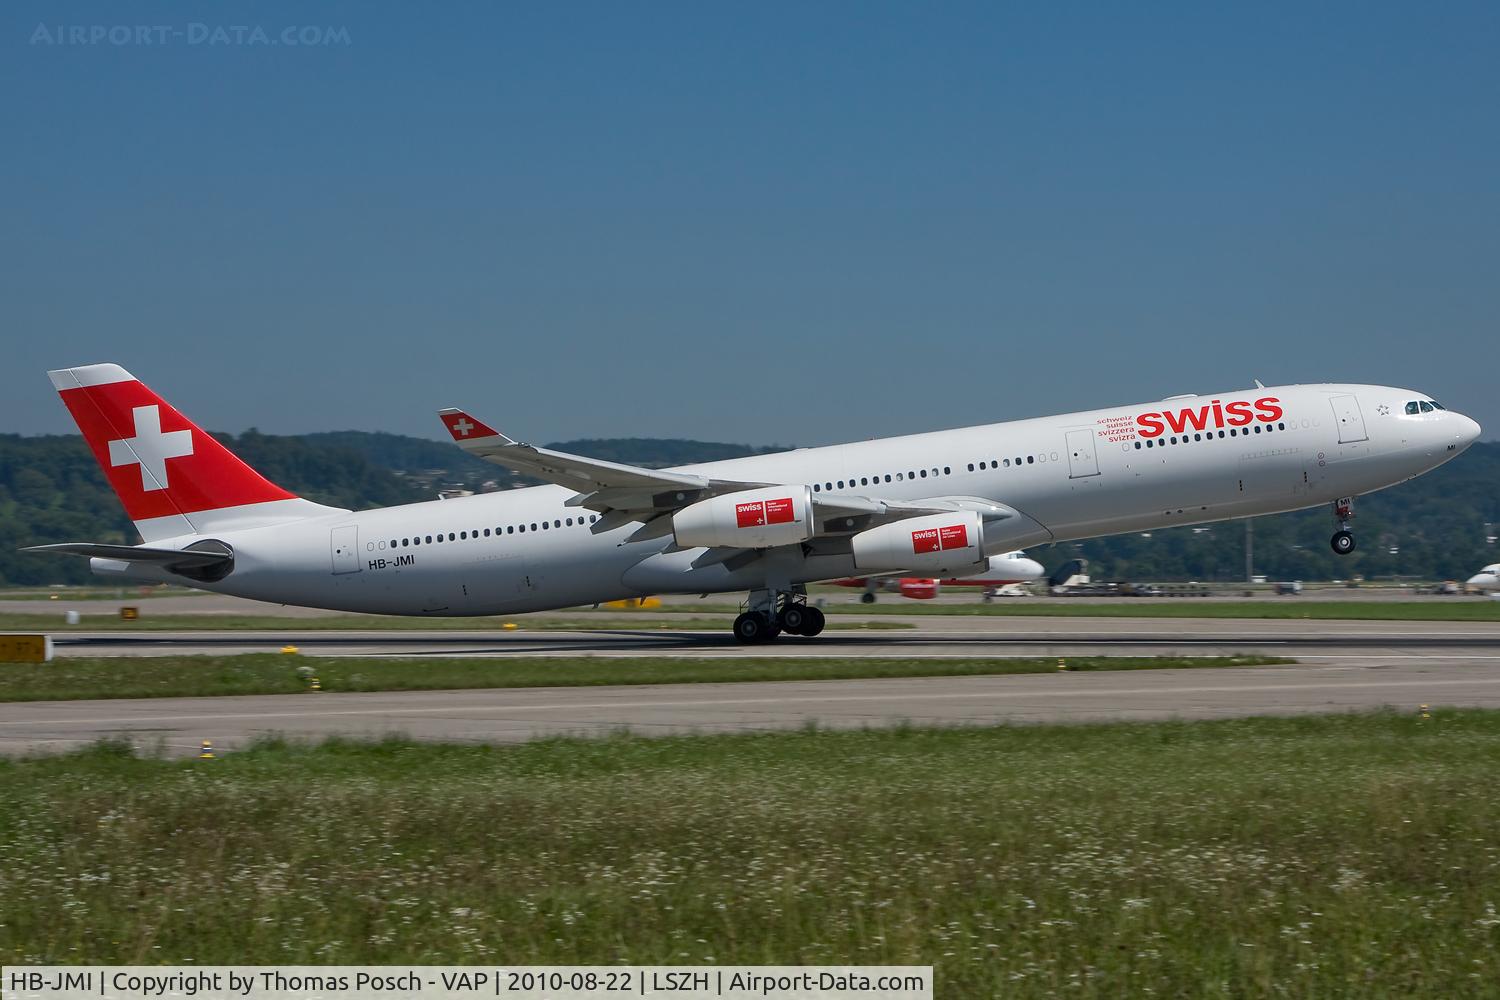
[{"xmin": 437, "ymin": 407, "xmax": 1009, "ymax": 543}]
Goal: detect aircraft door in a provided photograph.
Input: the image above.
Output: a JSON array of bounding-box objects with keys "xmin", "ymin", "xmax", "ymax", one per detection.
[
  {"xmin": 330, "ymin": 525, "xmax": 361, "ymax": 575},
  {"xmin": 1330, "ymin": 394, "xmax": 1368, "ymax": 444},
  {"xmin": 1065, "ymin": 429, "xmax": 1100, "ymax": 478}
]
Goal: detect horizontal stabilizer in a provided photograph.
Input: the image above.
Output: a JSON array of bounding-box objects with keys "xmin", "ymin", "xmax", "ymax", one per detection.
[{"xmin": 23, "ymin": 542, "xmax": 232, "ymax": 569}]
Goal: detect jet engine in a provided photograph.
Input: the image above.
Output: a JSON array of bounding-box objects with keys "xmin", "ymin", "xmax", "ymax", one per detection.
[
  {"xmin": 672, "ymin": 485, "xmax": 815, "ymax": 549},
  {"xmin": 851, "ymin": 511, "xmax": 986, "ymax": 575}
]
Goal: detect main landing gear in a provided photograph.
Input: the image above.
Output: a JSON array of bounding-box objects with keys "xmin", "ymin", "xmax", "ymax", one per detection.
[
  {"xmin": 732, "ymin": 589, "xmax": 826, "ymax": 643},
  {"xmin": 1330, "ymin": 496, "xmax": 1357, "ymax": 555}
]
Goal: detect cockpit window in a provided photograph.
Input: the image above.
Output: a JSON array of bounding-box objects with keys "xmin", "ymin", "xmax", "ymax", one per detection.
[
  {"xmin": 1405, "ymin": 401, "xmax": 1420, "ymax": 415},
  {"xmin": 1431, "ymin": 401, "xmax": 1446, "ymax": 410},
  {"xmin": 1420, "ymin": 401, "xmax": 1434, "ymax": 413}
]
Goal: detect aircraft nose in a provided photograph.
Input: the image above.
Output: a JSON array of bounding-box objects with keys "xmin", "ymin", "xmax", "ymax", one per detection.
[
  {"xmin": 1456, "ymin": 413, "xmax": 1482, "ymax": 447},
  {"xmin": 1019, "ymin": 558, "xmax": 1046, "ymax": 581}
]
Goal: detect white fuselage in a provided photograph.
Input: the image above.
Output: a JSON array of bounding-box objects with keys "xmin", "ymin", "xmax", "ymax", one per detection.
[{"xmin": 98, "ymin": 383, "xmax": 1478, "ymax": 615}]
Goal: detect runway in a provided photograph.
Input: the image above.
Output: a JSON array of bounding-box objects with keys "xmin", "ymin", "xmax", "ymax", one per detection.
[
  {"xmin": 4, "ymin": 659, "xmax": 1499, "ymax": 757},
  {"xmin": 43, "ymin": 614, "xmax": 1500, "ymax": 661},
  {"xmin": 5, "ymin": 615, "xmax": 1497, "ymax": 756}
]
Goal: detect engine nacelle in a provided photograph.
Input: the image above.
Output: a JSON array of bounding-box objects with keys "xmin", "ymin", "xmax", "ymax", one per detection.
[
  {"xmin": 851, "ymin": 511, "xmax": 986, "ymax": 575},
  {"xmin": 673, "ymin": 485, "xmax": 815, "ymax": 549}
]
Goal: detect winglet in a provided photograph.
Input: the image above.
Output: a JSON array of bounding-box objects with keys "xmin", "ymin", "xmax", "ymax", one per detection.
[{"xmin": 437, "ymin": 408, "xmax": 510, "ymax": 444}]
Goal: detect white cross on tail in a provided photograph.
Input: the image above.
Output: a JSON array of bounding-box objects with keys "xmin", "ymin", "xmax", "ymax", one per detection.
[{"xmin": 108, "ymin": 404, "xmax": 194, "ymax": 491}]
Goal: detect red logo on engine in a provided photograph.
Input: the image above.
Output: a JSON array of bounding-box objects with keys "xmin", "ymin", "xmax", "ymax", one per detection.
[
  {"xmin": 737, "ymin": 497, "xmax": 795, "ymax": 528},
  {"xmin": 912, "ymin": 523, "xmax": 969, "ymax": 554},
  {"xmin": 764, "ymin": 497, "xmax": 795, "ymax": 524},
  {"xmin": 736, "ymin": 502, "xmax": 767, "ymax": 528}
]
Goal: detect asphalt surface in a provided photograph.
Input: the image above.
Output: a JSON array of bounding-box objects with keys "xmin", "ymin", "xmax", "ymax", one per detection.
[
  {"xmin": 0, "ymin": 615, "xmax": 1496, "ymax": 756},
  {"xmin": 3, "ymin": 659, "xmax": 1498, "ymax": 757},
  {"xmin": 38, "ymin": 615, "xmax": 1500, "ymax": 660}
]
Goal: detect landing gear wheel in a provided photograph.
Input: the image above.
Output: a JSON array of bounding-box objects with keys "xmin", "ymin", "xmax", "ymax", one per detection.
[
  {"xmin": 860, "ymin": 592, "xmax": 877, "ymax": 604},
  {"xmin": 800, "ymin": 605, "xmax": 826, "ymax": 637},
  {"xmin": 1331, "ymin": 530, "xmax": 1356, "ymax": 556},
  {"xmin": 779, "ymin": 605, "xmax": 809, "ymax": 634},
  {"xmin": 733, "ymin": 612, "xmax": 777, "ymax": 644}
]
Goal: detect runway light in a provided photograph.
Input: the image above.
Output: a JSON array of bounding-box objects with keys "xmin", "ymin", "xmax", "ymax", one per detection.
[
  {"xmin": 1420, "ymin": 703, "xmax": 1430, "ymax": 721},
  {"xmin": 198, "ymin": 739, "xmax": 215, "ymax": 760},
  {"xmin": 310, "ymin": 676, "xmax": 322, "ymax": 691},
  {"xmin": 1058, "ymin": 657, "xmax": 1068, "ymax": 672},
  {"xmin": 281, "ymin": 644, "xmax": 299, "ymax": 654},
  {"xmin": 502, "ymin": 622, "xmax": 519, "ymax": 631}
]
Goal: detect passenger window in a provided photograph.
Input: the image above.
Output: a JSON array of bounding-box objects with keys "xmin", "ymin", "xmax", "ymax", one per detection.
[
  {"xmin": 919, "ymin": 469, "xmax": 927, "ymax": 478},
  {"xmin": 979, "ymin": 461, "xmax": 986, "ymax": 470},
  {"xmin": 554, "ymin": 520, "xmax": 561, "ymax": 528},
  {"xmin": 943, "ymin": 466, "xmax": 951, "ymax": 475},
  {"xmin": 1218, "ymin": 430, "xmax": 1226, "ymax": 438},
  {"xmin": 860, "ymin": 477, "xmax": 868, "ymax": 486},
  {"xmin": 884, "ymin": 474, "xmax": 892, "ymax": 483},
  {"xmin": 460, "ymin": 531, "xmax": 467, "ymax": 540},
  {"xmin": 1026, "ymin": 456, "xmax": 1034, "ymax": 464},
  {"xmin": 1003, "ymin": 459, "xmax": 1010, "ymax": 467},
  {"xmin": 507, "ymin": 526, "xmax": 515, "ymax": 534},
  {"xmin": 1194, "ymin": 433, "xmax": 1202, "ymax": 441},
  {"xmin": 1134, "ymin": 441, "xmax": 1142, "ymax": 450},
  {"xmin": 968, "ymin": 463, "xmax": 975, "ymax": 472}
]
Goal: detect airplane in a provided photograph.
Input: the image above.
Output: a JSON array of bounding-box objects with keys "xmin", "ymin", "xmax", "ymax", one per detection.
[
  {"xmin": 1468, "ymin": 564, "xmax": 1500, "ymax": 593},
  {"xmin": 831, "ymin": 551, "xmax": 1046, "ymax": 601},
  {"xmin": 26, "ymin": 364, "xmax": 1481, "ymax": 643}
]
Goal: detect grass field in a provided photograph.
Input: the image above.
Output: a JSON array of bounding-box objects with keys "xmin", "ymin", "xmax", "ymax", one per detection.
[
  {"xmin": 0, "ymin": 654, "xmax": 1284, "ymax": 701},
  {"xmin": 3, "ymin": 711, "xmax": 1498, "ymax": 996}
]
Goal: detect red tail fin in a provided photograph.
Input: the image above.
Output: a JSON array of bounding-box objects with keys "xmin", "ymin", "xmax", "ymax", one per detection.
[{"xmin": 49, "ymin": 363, "xmax": 336, "ymax": 540}]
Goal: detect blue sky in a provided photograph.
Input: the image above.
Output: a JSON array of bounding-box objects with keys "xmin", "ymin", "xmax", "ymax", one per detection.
[{"xmin": 3, "ymin": 2, "xmax": 1497, "ymax": 445}]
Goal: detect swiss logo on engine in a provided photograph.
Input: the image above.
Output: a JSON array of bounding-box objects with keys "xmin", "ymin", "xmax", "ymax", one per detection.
[
  {"xmin": 736, "ymin": 497, "xmax": 796, "ymax": 528},
  {"xmin": 912, "ymin": 523, "xmax": 969, "ymax": 553},
  {"xmin": 735, "ymin": 502, "xmax": 767, "ymax": 528}
]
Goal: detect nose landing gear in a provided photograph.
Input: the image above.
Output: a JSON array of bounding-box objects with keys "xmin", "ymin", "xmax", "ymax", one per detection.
[{"xmin": 1330, "ymin": 497, "xmax": 1357, "ymax": 555}]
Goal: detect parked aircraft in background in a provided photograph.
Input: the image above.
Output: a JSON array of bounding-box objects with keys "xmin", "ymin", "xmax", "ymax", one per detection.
[
  {"xmin": 1469, "ymin": 564, "xmax": 1500, "ymax": 593},
  {"xmin": 831, "ymin": 551, "xmax": 1045, "ymax": 601},
  {"xmin": 29, "ymin": 364, "xmax": 1480, "ymax": 642}
]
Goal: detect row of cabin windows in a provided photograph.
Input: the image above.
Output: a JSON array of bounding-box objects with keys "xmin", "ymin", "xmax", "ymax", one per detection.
[
  {"xmin": 383, "ymin": 513, "xmax": 599, "ymax": 549},
  {"xmin": 811, "ymin": 467, "xmax": 951, "ymax": 492},
  {"xmin": 1131, "ymin": 422, "xmax": 1289, "ymax": 449},
  {"xmin": 807, "ymin": 452, "xmax": 1064, "ymax": 494}
]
